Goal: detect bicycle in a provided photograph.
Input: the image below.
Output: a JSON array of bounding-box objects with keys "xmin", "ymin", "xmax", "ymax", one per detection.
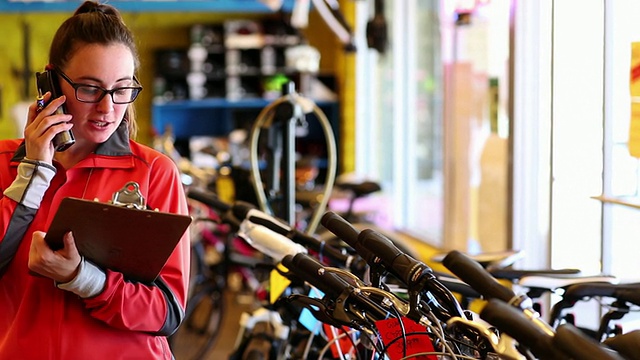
[
  {"xmin": 313, "ymin": 178, "xmax": 422, "ymax": 262},
  {"xmin": 441, "ymin": 250, "xmax": 638, "ymax": 359},
  {"xmin": 214, "ymin": 206, "xmax": 637, "ymax": 359},
  {"xmin": 546, "ymin": 280, "xmax": 640, "ymax": 342},
  {"xmin": 165, "ymin": 176, "xmax": 271, "ymax": 359}
]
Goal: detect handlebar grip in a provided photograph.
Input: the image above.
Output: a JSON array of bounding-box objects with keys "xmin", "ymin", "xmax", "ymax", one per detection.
[
  {"xmin": 603, "ymin": 330, "xmax": 640, "ymax": 360},
  {"xmin": 243, "ymin": 210, "xmax": 365, "ymax": 274},
  {"xmin": 480, "ymin": 299, "xmax": 567, "ymax": 360},
  {"xmin": 320, "ymin": 212, "xmax": 379, "ymax": 266},
  {"xmin": 239, "ymin": 221, "xmax": 307, "ymax": 262},
  {"xmin": 357, "ymin": 228, "xmax": 402, "ymax": 262},
  {"xmin": 231, "ymin": 201, "xmax": 258, "ymax": 220},
  {"xmin": 554, "ymin": 324, "xmax": 625, "ymax": 360},
  {"xmin": 358, "ymin": 228, "xmax": 432, "ymax": 287},
  {"xmin": 289, "ymin": 232, "xmax": 367, "ymax": 274},
  {"xmin": 187, "ymin": 188, "xmax": 231, "ymax": 213},
  {"xmin": 442, "ymin": 250, "xmax": 516, "ymax": 303},
  {"xmin": 320, "ymin": 211, "xmax": 360, "ymax": 248},
  {"xmin": 282, "ymin": 253, "xmax": 351, "ymax": 298}
]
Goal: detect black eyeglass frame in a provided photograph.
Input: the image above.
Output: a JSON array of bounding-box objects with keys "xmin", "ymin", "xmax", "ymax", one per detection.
[{"xmin": 55, "ymin": 69, "xmax": 143, "ymax": 104}]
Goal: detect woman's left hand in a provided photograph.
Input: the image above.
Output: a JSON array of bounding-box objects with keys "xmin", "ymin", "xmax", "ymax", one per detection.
[{"xmin": 29, "ymin": 231, "xmax": 81, "ymax": 283}]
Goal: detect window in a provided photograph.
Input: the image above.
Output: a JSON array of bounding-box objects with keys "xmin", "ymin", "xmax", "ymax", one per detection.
[
  {"xmin": 356, "ymin": 0, "xmax": 444, "ymax": 244},
  {"xmin": 354, "ymin": 0, "xmax": 640, "ymax": 330},
  {"xmin": 601, "ymin": 0, "xmax": 640, "ymax": 280},
  {"xmin": 356, "ymin": 0, "xmax": 511, "ymax": 252}
]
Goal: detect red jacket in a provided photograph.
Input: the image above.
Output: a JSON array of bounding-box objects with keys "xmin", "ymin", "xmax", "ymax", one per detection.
[{"xmin": 0, "ymin": 124, "xmax": 190, "ymax": 359}]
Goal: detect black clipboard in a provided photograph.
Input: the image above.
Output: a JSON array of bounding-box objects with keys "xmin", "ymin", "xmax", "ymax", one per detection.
[{"xmin": 45, "ymin": 197, "xmax": 192, "ymax": 283}]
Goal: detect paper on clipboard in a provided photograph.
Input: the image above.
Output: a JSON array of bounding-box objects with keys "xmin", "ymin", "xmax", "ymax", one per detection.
[{"xmin": 45, "ymin": 197, "xmax": 192, "ymax": 283}]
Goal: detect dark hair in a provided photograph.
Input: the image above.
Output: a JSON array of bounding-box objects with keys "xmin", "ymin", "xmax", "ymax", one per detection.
[{"xmin": 48, "ymin": 0, "xmax": 139, "ymax": 138}]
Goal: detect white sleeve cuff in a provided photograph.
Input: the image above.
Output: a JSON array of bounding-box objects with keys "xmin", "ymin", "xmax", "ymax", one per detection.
[
  {"xmin": 3, "ymin": 159, "xmax": 56, "ymax": 209},
  {"xmin": 57, "ymin": 258, "xmax": 106, "ymax": 298}
]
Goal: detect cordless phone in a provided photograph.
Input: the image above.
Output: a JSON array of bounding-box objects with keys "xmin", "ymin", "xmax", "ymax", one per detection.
[{"xmin": 35, "ymin": 70, "xmax": 75, "ymax": 151}]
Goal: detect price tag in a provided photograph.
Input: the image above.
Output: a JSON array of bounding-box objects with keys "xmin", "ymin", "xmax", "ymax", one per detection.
[
  {"xmin": 269, "ymin": 263, "xmax": 291, "ymax": 304},
  {"xmin": 375, "ymin": 317, "xmax": 438, "ymax": 360}
]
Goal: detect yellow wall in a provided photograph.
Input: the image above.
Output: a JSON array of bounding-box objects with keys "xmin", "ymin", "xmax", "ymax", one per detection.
[
  {"xmin": 0, "ymin": 13, "xmax": 67, "ymax": 139},
  {"xmin": 293, "ymin": 2, "xmax": 357, "ymax": 173},
  {"xmin": 334, "ymin": 1, "xmax": 356, "ymax": 174},
  {"xmin": 0, "ymin": 11, "xmax": 267, "ymax": 141},
  {"xmin": 0, "ymin": 9, "xmax": 354, "ymax": 174}
]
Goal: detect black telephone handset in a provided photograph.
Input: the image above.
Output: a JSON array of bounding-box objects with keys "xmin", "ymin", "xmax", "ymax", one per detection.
[{"xmin": 35, "ymin": 70, "xmax": 75, "ymax": 152}]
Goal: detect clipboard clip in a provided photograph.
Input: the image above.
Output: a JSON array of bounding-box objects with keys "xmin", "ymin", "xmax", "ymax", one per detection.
[{"xmin": 111, "ymin": 181, "xmax": 146, "ymax": 210}]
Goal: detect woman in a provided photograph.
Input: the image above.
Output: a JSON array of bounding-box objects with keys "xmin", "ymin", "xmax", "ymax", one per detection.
[{"xmin": 0, "ymin": 1, "xmax": 190, "ymax": 359}]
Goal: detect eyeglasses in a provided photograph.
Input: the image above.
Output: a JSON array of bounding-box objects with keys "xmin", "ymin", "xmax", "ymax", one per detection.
[{"xmin": 56, "ymin": 69, "xmax": 143, "ymax": 104}]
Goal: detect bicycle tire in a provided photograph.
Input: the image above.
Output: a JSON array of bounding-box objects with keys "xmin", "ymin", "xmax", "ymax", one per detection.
[{"xmin": 169, "ymin": 284, "xmax": 224, "ymax": 360}]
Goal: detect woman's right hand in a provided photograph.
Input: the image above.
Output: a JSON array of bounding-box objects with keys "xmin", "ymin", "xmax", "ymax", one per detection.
[{"xmin": 23, "ymin": 92, "xmax": 73, "ymax": 163}]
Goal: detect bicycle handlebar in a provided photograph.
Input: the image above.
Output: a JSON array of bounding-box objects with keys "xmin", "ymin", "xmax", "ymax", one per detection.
[
  {"xmin": 238, "ymin": 220, "xmax": 307, "ymax": 262},
  {"xmin": 553, "ymin": 323, "xmax": 625, "ymax": 360},
  {"xmin": 247, "ymin": 210, "xmax": 366, "ymax": 274},
  {"xmin": 320, "ymin": 211, "xmax": 385, "ymax": 275},
  {"xmin": 321, "ymin": 211, "xmax": 465, "ymax": 320},
  {"xmin": 321, "ymin": 211, "xmax": 434, "ymax": 288},
  {"xmin": 442, "ymin": 250, "xmax": 519, "ymax": 305},
  {"xmin": 320, "ymin": 211, "xmax": 360, "ymax": 248},
  {"xmin": 282, "ymin": 252, "xmax": 421, "ymax": 328},
  {"xmin": 603, "ymin": 330, "xmax": 640, "ymax": 360},
  {"xmin": 358, "ymin": 228, "xmax": 434, "ymax": 289},
  {"xmin": 284, "ymin": 229, "xmax": 367, "ymax": 276},
  {"xmin": 282, "ymin": 253, "xmax": 353, "ymax": 298},
  {"xmin": 480, "ymin": 299, "xmax": 567, "ymax": 360},
  {"xmin": 187, "ymin": 190, "xmax": 366, "ymax": 273}
]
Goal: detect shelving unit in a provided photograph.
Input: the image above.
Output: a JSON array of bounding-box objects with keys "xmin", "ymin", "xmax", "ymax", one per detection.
[
  {"xmin": 151, "ymin": 96, "xmax": 339, "ymax": 191},
  {"xmin": 152, "ymin": 97, "xmax": 339, "ymax": 140},
  {"xmin": 151, "ymin": 16, "xmax": 341, "ymax": 165},
  {"xmin": 154, "ymin": 18, "xmax": 314, "ymax": 101}
]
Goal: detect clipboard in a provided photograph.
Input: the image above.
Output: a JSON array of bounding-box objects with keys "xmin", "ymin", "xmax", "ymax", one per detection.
[{"xmin": 45, "ymin": 196, "xmax": 192, "ymax": 283}]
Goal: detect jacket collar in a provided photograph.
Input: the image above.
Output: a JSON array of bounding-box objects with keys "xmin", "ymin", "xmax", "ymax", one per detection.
[{"xmin": 11, "ymin": 121, "xmax": 132, "ymax": 163}]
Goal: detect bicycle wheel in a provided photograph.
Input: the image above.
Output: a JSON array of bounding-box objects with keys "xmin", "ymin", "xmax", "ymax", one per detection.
[{"xmin": 169, "ymin": 284, "xmax": 224, "ymax": 360}]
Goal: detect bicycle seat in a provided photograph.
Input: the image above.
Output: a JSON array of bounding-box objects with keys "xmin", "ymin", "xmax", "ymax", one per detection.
[
  {"xmin": 517, "ymin": 274, "xmax": 618, "ymax": 292},
  {"xmin": 561, "ymin": 281, "xmax": 640, "ymax": 306},
  {"xmin": 548, "ymin": 280, "xmax": 638, "ymax": 327},
  {"xmin": 490, "ymin": 268, "xmax": 582, "ymax": 281},
  {"xmin": 334, "ymin": 180, "xmax": 381, "ymax": 198}
]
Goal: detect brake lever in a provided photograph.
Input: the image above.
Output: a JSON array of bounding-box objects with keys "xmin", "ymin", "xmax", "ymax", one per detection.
[
  {"xmin": 447, "ymin": 316, "xmax": 527, "ymax": 360},
  {"xmin": 326, "ymin": 267, "xmax": 433, "ymax": 327},
  {"xmin": 324, "ymin": 266, "xmax": 367, "ymax": 287},
  {"xmin": 286, "ymin": 294, "xmax": 350, "ymax": 329},
  {"xmin": 358, "ymin": 286, "xmax": 411, "ymax": 314}
]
